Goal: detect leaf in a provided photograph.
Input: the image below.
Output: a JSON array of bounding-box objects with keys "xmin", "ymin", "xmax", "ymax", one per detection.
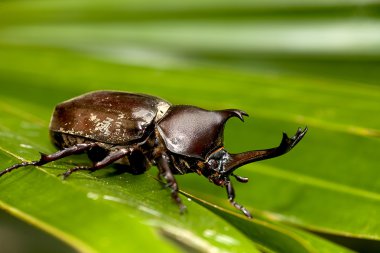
[
  {"xmin": 1, "ymin": 1, "xmax": 379, "ymax": 252},
  {"xmin": 183, "ymin": 192, "xmax": 355, "ymax": 253},
  {"xmin": 0, "ymin": 46, "xmax": 360, "ymax": 253}
]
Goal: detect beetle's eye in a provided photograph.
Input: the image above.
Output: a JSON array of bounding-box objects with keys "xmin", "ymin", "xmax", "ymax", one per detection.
[
  {"xmin": 207, "ymin": 159, "xmax": 226, "ymax": 173},
  {"xmin": 207, "ymin": 159, "xmax": 218, "ymax": 170}
]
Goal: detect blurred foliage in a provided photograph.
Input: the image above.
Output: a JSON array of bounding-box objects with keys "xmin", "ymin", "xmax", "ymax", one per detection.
[{"xmin": 0, "ymin": 0, "xmax": 379, "ymax": 252}]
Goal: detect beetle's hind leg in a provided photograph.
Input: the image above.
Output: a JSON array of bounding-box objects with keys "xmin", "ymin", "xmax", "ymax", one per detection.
[
  {"xmin": 0, "ymin": 143, "xmax": 98, "ymax": 178},
  {"xmin": 61, "ymin": 148, "xmax": 131, "ymax": 178}
]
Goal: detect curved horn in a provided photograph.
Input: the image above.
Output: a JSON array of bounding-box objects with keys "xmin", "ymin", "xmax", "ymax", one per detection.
[
  {"xmin": 220, "ymin": 109, "xmax": 248, "ymax": 122},
  {"xmin": 224, "ymin": 127, "xmax": 308, "ymax": 174}
]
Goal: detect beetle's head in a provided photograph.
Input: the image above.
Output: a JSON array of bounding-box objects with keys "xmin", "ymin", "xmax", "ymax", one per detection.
[
  {"xmin": 201, "ymin": 126, "xmax": 308, "ymax": 186},
  {"xmin": 201, "ymin": 148, "xmax": 249, "ymax": 186}
]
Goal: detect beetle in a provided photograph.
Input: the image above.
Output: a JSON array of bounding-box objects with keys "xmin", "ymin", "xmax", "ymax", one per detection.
[{"xmin": 0, "ymin": 90, "xmax": 307, "ymax": 218}]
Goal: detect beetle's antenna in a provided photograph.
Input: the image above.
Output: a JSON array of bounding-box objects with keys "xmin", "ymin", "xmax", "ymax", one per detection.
[{"xmin": 231, "ymin": 173, "xmax": 249, "ymax": 183}]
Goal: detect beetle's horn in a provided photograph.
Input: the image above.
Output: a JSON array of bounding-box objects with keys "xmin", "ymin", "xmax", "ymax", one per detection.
[{"xmin": 224, "ymin": 127, "xmax": 308, "ymax": 174}]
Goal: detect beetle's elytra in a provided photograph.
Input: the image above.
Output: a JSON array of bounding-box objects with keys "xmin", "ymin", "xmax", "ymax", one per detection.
[{"xmin": 0, "ymin": 90, "xmax": 307, "ymax": 218}]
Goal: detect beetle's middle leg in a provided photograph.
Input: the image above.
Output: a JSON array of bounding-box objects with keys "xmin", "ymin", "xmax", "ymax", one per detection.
[
  {"xmin": 226, "ymin": 180, "xmax": 252, "ymax": 218},
  {"xmin": 61, "ymin": 148, "xmax": 131, "ymax": 178},
  {"xmin": 157, "ymin": 153, "xmax": 186, "ymax": 213}
]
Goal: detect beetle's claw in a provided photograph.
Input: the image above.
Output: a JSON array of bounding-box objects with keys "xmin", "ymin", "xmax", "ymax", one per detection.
[
  {"xmin": 59, "ymin": 170, "xmax": 72, "ymax": 180},
  {"xmin": 59, "ymin": 166, "xmax": 90, "ymax": 179},
  {"xmin": 230, "ymin": 197, "xmax": 253, "ymax": 219},
  {"xmin": 179, "ymin": 204, "xmax": 188, "ymax": 215},
  {"xmin": 58, "ymin": 172, "xmax": 69, "ymax": 180},
  {"xmin": 241, "ymin": 207, "xmax": 253, "ymax": 219}
]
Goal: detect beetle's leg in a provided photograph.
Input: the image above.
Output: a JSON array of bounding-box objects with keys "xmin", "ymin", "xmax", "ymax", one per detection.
[
  {"xmin": 0, "ymin": 143, "xmax": 98, "ymax": 177},
  {"xmin": 157, "ymin": 153, "xmax": 186, "ymax": 213},
  {"xmin": 226, "ymin": 180, "xmax": 252, "ymax": 218},
  {"xmin": 61, "ymin": 148, "xmax": 131, "ymax": 178}
]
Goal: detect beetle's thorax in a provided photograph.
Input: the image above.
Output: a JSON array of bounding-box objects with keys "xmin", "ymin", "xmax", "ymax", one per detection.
[{"xmin": 154, "ymin": 123, "xmax": 233, "ymax": 184}]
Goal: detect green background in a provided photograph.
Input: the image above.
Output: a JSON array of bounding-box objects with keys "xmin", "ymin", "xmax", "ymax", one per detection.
[{"xmin": 0, "ymin": 1, "xmax": 379, "ymax": 252}]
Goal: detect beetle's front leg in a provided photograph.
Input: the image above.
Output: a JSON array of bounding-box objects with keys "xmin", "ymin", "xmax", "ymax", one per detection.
[
  {"xmin": 226, "ymin": 180, "xmax": 252, "ymax": 218},
  {"xmin": 157, "ymin": 153, "xmax": 186, "ymax": 213}
]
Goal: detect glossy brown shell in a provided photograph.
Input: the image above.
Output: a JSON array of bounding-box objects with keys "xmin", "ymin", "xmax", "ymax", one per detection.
[
  {"xmin": 157, "ymin": 105, "xmax": 246, "ymax": 159},
  {"xmin": 50, "ymin": 91, "xmax": 171, "ymax": 144}
]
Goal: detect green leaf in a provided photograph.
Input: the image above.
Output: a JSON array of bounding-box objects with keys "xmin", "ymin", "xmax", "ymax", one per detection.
[
  {"xmin": 0, "ymin": 46, "xmax": 361, "ymax": 253},
  {"xmin": 184, "ymin": 192, "xmax": 355, "ymax": 253},
  {"xmin": 1, "ymin": 1, "xmax": 379, "ymax": 252}
]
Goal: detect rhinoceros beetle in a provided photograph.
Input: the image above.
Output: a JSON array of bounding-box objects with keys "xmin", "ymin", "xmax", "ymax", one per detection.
[{"xmin": 0, "ymin": 91, "xmax": 307, "ymax": 218}]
